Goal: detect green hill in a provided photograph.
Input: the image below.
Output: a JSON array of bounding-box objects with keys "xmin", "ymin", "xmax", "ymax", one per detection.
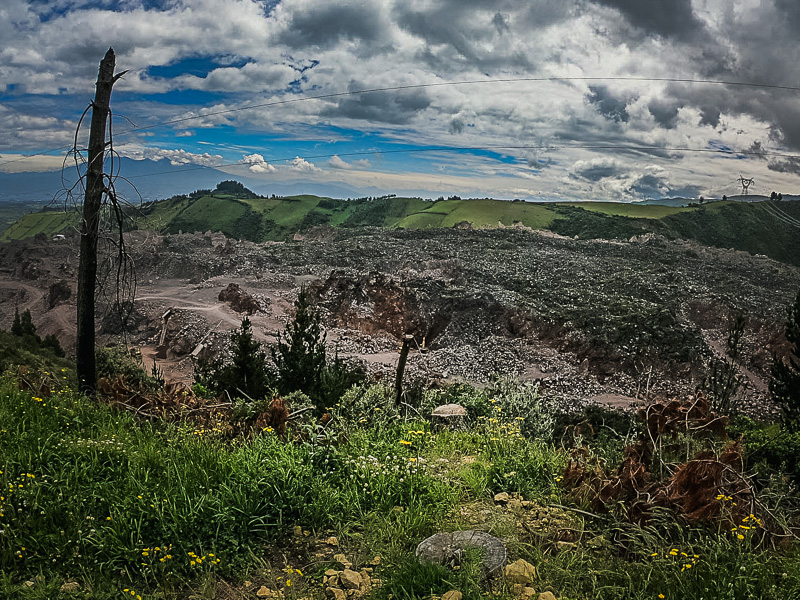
[{"xmin": 3, "ymin": 185, "xmax": 800, "ymax": 267}]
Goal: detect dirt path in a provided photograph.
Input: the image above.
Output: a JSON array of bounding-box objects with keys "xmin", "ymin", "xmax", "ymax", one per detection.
[{"xmin": 705, "ymin": 335, "xmax": 768, "ymax": 393}]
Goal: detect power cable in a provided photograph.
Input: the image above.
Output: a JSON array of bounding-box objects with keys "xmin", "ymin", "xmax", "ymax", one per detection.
[
  {"xmin": 112, "ymin": 75, "xmax": 800, "ymax": 137},
  {"xmin": 759, "ymin": 201, "xmax": 800, "ymax": 228}
]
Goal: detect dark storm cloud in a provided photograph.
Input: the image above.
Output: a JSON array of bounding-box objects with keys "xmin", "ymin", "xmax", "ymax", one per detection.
[
  {"xmin": 492, "ymin": 12, "xmax": 510, "ymax": 34},
  {"xmin": 628, "ymin": 173, "xmax": 668, "ymax": 197},
  {"xmin": 320, "ymin": 86, "xmax": 432, "ymax": 125},
  {"xmin": 278, "ymin": 2, "xmax": 385, "ymax": 49},
  {"xmin": 648, "ymin": 100, "xmax": 680, "ymax": 129},
  {"xmin": 768, "ymin": 157, "xmax": 800, "ymax": 176},
  {"xmin": 392, "ymin": 1, "xmax": 573, "ymax": 72},
  {"xmin": 586, "ymin": 85, "xmax": 630, "ymax": 123},
  {"xmin": 662, "ymin": 81, "xmax": 800, "ymax": 151},
  {"xmin": 773, "ymin": 0, "xmax": 800, "ymax": 28},
  {"xmin": 396, "ymin": 8, "xmax": 516, "ymax": 71},
  {"xmin": 698, "ymin": 105, "xmax": 721, "ymax": 128},
  {"xmin": 570, "ymin": 159, "xmax": 625, "ymax": 182},
  {"xmin": 591, "ymin": 0, "xmax": 704, "ymax": 39}
]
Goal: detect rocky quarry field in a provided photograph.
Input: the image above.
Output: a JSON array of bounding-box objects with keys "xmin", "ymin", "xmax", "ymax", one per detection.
[{"xmin": 1, "ymin": 224, "xmax": 798, "ymax": 418}]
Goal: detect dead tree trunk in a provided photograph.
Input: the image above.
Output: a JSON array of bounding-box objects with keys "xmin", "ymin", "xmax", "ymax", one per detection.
[
  {"xmin": 395, "ymin": 334, "xmax": 414, "ymax": 406},
  {"xmin": 76, "ymin": 48, "xmax": 118, "ymax": 396}
]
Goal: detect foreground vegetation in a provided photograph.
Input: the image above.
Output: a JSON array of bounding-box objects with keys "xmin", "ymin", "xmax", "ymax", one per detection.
[
  {"xmin": 3, "ymin": 373, "xmax": 800, "ymax": 600},
  {"xmin": 3, "ymin": 340, "xmax": 800, "ymax": 600}
]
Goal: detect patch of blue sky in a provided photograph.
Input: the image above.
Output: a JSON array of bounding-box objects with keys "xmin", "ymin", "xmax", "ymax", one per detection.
[
  {"xmin": 0, "ymin": 92, "xmax": 86, "ymax": 123},
  {"xmin": 705, "ymin": 139, "xmax": 752, "ymax": 160},
  {"xmin": 118, "ymin": 89, "xmax": 227, "ymax": 108},
  {"xmin": 28, "ymin": 0, "xmax": 171, "ymax": 22},
  {"xmin": 147, "ymin": 55, "xmax": 251, "ymax": 80},
  {"xmin": 153, "ymin": 120, "xmax": 538, "ymax": 174},
  {"xmin": 707, "ymin": 139, "xmax": 735, "ymax": 154}
]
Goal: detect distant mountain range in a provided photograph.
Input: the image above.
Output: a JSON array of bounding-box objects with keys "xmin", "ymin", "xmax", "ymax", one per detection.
[
  {"xmin": 8, "ymin": 157, "xmax": 794, "ymax": 208},
  {"xmin": 0, "ymin": 158, "xmax": 372, "ymax": 207}
]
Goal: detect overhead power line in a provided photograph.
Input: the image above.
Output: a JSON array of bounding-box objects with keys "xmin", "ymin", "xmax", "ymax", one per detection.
[{"xmin": 113, "ymin": 75, "xmax": 800, "ymax": 137}]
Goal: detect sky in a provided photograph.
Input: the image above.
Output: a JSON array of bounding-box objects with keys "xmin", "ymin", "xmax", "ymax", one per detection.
[{"xmin": 2, "ymin": 0, "xmax": 800, "ymax": 201}]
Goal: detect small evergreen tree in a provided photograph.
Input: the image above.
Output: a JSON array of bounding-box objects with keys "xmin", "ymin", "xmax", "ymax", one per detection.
[
  {"xmin": 11, "ymin": 308, "xmax": 36, "ymax": 337},
  {"xmin": 11, "ymin": 308, "xmax": 21, "ymax": 336},
  {"xmin": 229, "ymin": 317, "xmax": 272, "ymax": 399},
  {"xmin": 272, "ymin": 287, "xmax": 327, "ymax": 400},
  {"xmin": 195, "ymin": 318, "xmax": 273, "ymax": 399},
  {"xmin": 9, "ymin": 308, "xmax": 64, "ymax": 357},
  {"xmin": 703, "ymin": 313, "xmax": 746, "ymax": 415},
  {"xmin": 41, "ymin": 334, "xmax": 65, "ymax": 358},
  {"xmin": 771, "ymin": 288, "xmax": 800, "ymax": 431}
]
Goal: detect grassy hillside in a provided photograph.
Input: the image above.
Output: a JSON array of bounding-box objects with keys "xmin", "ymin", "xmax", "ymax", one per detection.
[
  {"xmin": 4, "ymin": 187, "xmax": 800, "ymax": 266},
  {"xmin": 1, "ymin": 209, "xmax": 79, "ymax": 240},
  {"xmin": 658, "ymin": 200, "xmax": 800, "ymax": 266},
  {"xmin": 556, "ymin": 201, "xmax": 690, "ymax": 219}
]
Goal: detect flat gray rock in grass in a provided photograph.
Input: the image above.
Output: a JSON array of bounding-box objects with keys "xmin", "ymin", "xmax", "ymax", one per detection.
[
  {"xmin": 415, "ymin": 530, "xmax": 506, "ymax": 575},
  {"xmin": 431, "ymin": 403, "xmax": 469, "ymax": 429}
]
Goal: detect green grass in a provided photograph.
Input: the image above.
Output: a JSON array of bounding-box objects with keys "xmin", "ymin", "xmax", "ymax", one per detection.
[
  {"xmin": 0, "ymin": 377, "xmax": 558, "ymax": 598},
  {"xmin": 164, "ymin": 195, "xmax": 249, "ymax": 236},
  {"xmin": 1, "ymin": 210, "xmax": 79, "ymax": 241},
  {"xmin": 0, "ymin": 203, "xmax": 51, "ymax": 237},
  {"xmin": 3, "ymin": 193, "xmax": 800, "ymax": 267},
  {"xmin": 554, "ymin": 202, "xmax": 689, "ymax": 219},
  {"xmin": 661, "ymin": 201, "xmax": 800, "ymax": 266},
  {"xmin": 2, "ymin": 372, "xmax": 799, "ymax": 599}
]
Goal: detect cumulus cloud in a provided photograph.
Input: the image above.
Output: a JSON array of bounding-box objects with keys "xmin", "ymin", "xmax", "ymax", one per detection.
[
  {"xmin": 290, "ymin": 156, "xmax": 320, "ymax": 172},
  {"xmin": 243, "ymin": 153, "xmax": 276, "ymax": 173},
  {"xmin": 329, "ymin": 155, "xmax": 370, "ymax": 170},
  {"xmin": 136, "ymin": 148, "xmax": 224, "ymax": 167},
  {"xmin": 5, "ymin": 0, "xmax": 800, "ymax": 199}
]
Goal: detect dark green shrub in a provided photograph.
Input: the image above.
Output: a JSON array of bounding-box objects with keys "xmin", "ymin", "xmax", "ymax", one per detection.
[
  {"xmin": 730, "ymin": 415, "xmax": 800, "ymax": 484},
  {"xmin": 11, "ymin": 307, "xmax": 37, "ymax": 337},
  {"xmin": 96, "ymin": 345, "xmax": 163, "ymax": 390},
  {"xmin": 322, "ymin": 354, "xmax": 366, "ymax": 406},
  {"xmin": 771, "ymin": 288, "xmax": 800, "ymax": 431},
  {"xmin": 214, "ymin": 180, "xmax": 255, "ymax": 197},
  {"xmin": 0, "ymin": 330, "xmax": 72, "ymax": 375},
  {"xmin": 271, "ymin": 289, "xmax": 365, "ymax": 412},
  {"xmin": 702, "ymin": 313, "xmax": 746, "ymax": 415},
  {"xmin": 41, "ymin": 334, "xmax": 65, "ymax": 358},
  {"xmin": 8, "ymin": 308, "xmax": 65, "ymax": 359}
]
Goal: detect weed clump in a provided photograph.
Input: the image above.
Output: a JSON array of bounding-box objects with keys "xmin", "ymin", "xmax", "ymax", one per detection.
[{"xmin": 771, "ymin": 287, "xmax": 800, "ymax": 430}]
